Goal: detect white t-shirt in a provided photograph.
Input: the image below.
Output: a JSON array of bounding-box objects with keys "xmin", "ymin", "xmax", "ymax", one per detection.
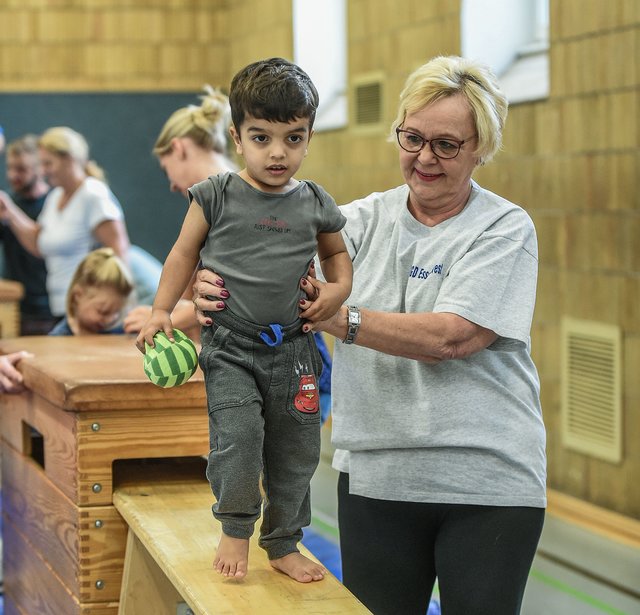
[
  {"xmin": 331, "ymin": 181, "xmax": 547, "ymax": 508},
  {"xmin": 37, "ymin": 177, "xmax": 124, "ymax": 316}
]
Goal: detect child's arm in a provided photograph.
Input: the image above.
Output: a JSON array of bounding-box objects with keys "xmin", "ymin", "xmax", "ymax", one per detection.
[
  {"xmin": 300, "ymin": 231, "xmax": 352, "ymax": 323},
  {"xmin": 135, "ymin": 201, "xmax": 209, "ymax": 352}
]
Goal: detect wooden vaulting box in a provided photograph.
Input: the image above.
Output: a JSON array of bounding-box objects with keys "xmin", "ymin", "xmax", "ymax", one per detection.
[{"xmin": 0, "ymin": 336, "xmax": 209, "ymax": 614}]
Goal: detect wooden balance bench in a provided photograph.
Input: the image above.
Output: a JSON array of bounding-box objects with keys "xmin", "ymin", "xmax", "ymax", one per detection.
[
  {"xmin": 0, "ymin": 335, "xmax": 368, "ymax": 614},
  {"xmin": 114, "ymin": 458, "xmax": 369, "ymax": 615}
]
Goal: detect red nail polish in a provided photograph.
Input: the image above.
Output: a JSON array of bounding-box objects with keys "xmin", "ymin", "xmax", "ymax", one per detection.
[
  {"xmin": 215, "ymin": 278, "xmax": 225, "ymax": 287},
  {"xmin": 206, "ymin": 319, "xmax": 213, "ymax": 325},
  {"xmin": 299, "ymin": 298, "xmax": 305, "ymax": 305},
  {"xmin": 301, "ymin": 279, "xmax": 307, "ymax": 286},
  {"xmin": 216, "ymin": 302, "xmax": 225, "ymax": 309},
  {"xmin": 220, "ymin": 290, "xmax": 230, "ymax": 298}
]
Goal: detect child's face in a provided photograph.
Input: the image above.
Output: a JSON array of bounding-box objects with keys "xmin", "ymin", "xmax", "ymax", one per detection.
[
  {"xmin": 230, "ymin": 115, "xmax": 312, "ymax": 193},
  {"xmin": 72, "ymin": 286, "xmax": 127, "ymax": 334}
]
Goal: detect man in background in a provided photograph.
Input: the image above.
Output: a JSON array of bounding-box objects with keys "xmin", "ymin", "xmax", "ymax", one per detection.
[{"xmin": 0, "ymin": 134, "xmax": 57, "ymax": 334}]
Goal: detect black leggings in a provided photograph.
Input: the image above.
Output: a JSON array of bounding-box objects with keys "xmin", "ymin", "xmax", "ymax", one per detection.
[{"xmin": 338, "ymin": 473, "xmax": 544, "ymax": 615}]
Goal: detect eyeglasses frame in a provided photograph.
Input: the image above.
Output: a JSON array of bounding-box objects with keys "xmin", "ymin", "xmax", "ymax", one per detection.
[{"xmin": 395, "ymin": 127, "xmax": 476, "ymax": 160}]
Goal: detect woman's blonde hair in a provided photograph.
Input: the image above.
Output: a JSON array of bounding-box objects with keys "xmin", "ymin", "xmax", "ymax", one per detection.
[
  {"xmin": 66, "ymin": 248, "xmax": 133, "ymax": 317},
  {"xmin": 39, "ymin": 126, "xmax": 106, "ymax": 181},
  {"xmin": 153, "ymin": 85, "xmax": 232, "ymax": 158},
  {"xmin": 390, "ymin": 55, "xmax": 508, "ymax": 165}
]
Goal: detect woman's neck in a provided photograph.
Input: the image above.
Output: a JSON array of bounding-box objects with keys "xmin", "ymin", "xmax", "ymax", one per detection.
[
  {"xmin": 205, "ymin": 150, "xmax": 237, "ymax": 176},
  {"xmin": 59, "ymin": 171, "xmax": 86, "ymax": 200},
  {"xmin": 408, "ymin": 181, "xmax": 473, "ymax": 227}
]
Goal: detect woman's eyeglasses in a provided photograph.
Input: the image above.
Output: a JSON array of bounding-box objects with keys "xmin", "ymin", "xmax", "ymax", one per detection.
[{"xmin": 395, "ymin": 127, "xmax": 475, "ymax": 160}]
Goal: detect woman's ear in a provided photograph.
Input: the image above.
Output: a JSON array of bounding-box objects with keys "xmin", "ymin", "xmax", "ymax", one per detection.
[{"xmin": 170, "ymin": 137, "xmax": 187, "ymax": 160}]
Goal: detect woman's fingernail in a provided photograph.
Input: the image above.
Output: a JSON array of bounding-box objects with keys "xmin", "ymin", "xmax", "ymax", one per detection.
[
  {"xmin": 220, "ymin": 290, "xmax": 230, "ymax": 298},
  {"xmin": 216, "ymin": 302, "xmax": 225, "ymax": 309},
  {"xmin": 299, "ymin": 298, "xmax": 305, "ymax": 305},
  {"xmin": 301, "ymin": 278, "xmax": 307, "ymax": 286},
  {"xmin": 215, "ymin": 278, "xmax": 225, "ymax": 287},
  {"xmin": 310, "ymin": 262, "xmax": 315, "ymax": 268},
  {"xmin": 206, "ymin": 319, "xmax": 213, "ymax": 325}
]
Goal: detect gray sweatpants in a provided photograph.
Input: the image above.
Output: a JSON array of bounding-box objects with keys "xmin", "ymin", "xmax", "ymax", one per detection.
[{"xmin": 199, "ymin": 309, "xmax": 323, "ymax": 560}]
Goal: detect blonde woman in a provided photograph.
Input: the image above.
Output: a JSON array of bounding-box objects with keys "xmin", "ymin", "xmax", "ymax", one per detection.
[
  {"xmin": 123, "ymin": 86, "xmax": 237, "ymax": 338},
  {"xmin": 49, "ymin": 248, "xmax": 133, "ymax": 336},
  {"xmin": 0, "ymin": 126, "xmax": 131, "ymax": 319}
]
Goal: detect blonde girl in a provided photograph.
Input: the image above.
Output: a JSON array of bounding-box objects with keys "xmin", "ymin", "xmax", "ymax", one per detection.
[{"xmin": 49, "ymin": 248, "xmax": 133, "ymax": 336}]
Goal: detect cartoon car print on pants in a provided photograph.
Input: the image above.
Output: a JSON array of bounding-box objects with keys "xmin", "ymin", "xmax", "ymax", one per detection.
[{"xmin": 294, "ymin": 374, "xmax": 319, "ymax": 413}]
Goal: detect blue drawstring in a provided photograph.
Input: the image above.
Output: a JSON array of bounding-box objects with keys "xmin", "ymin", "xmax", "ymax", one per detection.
[{"xmin": 259, "ymin": 323, "xmax": 284, "ymax": 347}]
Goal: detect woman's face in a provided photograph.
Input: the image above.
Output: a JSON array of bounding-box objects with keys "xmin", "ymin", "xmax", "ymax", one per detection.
[
  {"xmin": 399, "ymin": 94, "xmax": 479, "ymax": 220},
  {"xmin": 159, "ymin": 147, "xmax": 196, "ymax": 195},
  {"xmin": 39, "ymin": 147, "xmax": 72, "ymax": 188}
]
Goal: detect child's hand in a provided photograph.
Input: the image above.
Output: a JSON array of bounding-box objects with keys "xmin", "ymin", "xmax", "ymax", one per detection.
[
  {"xmin": 299, "ymin": 279, "xmax": 349, "ymax": 324},
  {"xmin": 135, "ymin": 310, "xmax": 174, "ymax": 353}
]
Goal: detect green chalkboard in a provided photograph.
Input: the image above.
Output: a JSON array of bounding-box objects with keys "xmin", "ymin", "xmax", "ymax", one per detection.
[{"xmin": 0, "ymin": 92, "xmax": 201, "ymax": 262}]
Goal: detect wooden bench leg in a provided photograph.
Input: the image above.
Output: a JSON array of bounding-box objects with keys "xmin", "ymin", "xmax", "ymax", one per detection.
[{"xmin": 119, "ymin": 528, "xmax": 185, "ymax": 615}]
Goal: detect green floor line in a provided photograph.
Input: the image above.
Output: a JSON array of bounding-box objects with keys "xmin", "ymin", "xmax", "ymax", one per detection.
[
  {"xmin": 530, "ymin": 568, "xmax": 630, "ymax": 615},
  {"xmin": 310, "ymin": 514, "xmax": 340, "ymax": 541}
]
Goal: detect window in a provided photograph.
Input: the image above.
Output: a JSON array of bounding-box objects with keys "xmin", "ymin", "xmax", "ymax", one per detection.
[
  {"xmin": 461, "ymin": 0, "xmax": 549, "ymax": 104},
  {"xmin": 293, "ymin": 0, "xmax": 348, "ymax": 131}
]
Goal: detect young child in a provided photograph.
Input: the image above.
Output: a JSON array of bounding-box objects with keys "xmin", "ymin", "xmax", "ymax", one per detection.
[
  {"xmin": 137, "ymin": 58, "xmax": 352, "ymax": 583},
  {"xmin": 49, "ymin": 247, "xmax": 133, "ymax": 335}
]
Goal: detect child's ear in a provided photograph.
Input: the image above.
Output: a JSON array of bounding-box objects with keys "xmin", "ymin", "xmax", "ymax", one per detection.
[
  {"xmin": 69, "ymin": 285, "xmax": 83, "ymax": 314},
  {"xmin": 229, "ymin": 126, "xmax": 243, "ymax": 155},
  {"xmin": 305, "ymin": 128, "xmax": 314, "ymax": 156}
]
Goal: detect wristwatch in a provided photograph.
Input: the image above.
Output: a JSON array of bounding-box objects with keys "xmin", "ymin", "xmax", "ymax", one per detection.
[{"xmin": 343, "ymin": 305, "xmax": 361, "ymax": 344}]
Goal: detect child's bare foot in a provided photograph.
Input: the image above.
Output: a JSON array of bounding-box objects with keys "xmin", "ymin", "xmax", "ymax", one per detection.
[
  {"xmin": 213, "ymin": 535, "xmax": 249, "ymax": 579},
  {"xmin": 270, "ymin": 552, "xmax": 326, "ymax": 583}
]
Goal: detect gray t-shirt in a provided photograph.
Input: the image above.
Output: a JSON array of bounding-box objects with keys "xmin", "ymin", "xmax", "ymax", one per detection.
[
  {"xmin": 332, "ymin": 181, "xmax": 547, "ymax": 508},
  {"xmin": 189, "ymin": 173, "xmax": 346, "ymax": 326}
]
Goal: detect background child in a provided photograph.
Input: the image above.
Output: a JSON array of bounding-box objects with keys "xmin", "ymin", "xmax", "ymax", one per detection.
[
  {"xmin": 137, "ymin": 57, "xmax": 352, "ymax": 583},
  {"xmin": 50, "ymin": 247, "xmax": 133, "ymax": 335}
]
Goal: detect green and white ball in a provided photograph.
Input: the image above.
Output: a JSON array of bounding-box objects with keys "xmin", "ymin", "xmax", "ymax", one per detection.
[{"xmin": 143, "ymin": 329, "xmax": 198, "ymax": 388}]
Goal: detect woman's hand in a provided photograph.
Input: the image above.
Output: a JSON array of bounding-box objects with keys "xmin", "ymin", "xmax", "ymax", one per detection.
[
  {"xmin": 191, "ymin": 268, "xmax": 229, "ymax": 326},
  {"xmin": 0, "ymin": 351, "xmax": 33, "ymax": 394}
]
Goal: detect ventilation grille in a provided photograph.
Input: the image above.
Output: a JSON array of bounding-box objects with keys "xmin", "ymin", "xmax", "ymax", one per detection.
[
  {"xmin": 351, "ymin": 73, "xmax": 384, "ymax": 132},
  {"xmin": 561, "ymin": 318, "xmax": 622, "ymax": 464}
]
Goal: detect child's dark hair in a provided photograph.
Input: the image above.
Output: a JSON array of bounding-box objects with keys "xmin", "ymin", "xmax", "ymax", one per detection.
[{"xmin": 229, "ymin": 57, "xmax": 319, "ymax": 130}]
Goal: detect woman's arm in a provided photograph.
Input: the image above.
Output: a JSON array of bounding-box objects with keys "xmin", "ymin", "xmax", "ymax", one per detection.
[
  {"xmin": 0, "ymin": 191, "xmax": 42, "ymax": 256},
  {"xmin": 93, "ymin": 219, "xmax": 130, "ymax": 259},
  {"xmin": 309, "ymin": 303, "xmax": 497, "ymax": 363}
]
